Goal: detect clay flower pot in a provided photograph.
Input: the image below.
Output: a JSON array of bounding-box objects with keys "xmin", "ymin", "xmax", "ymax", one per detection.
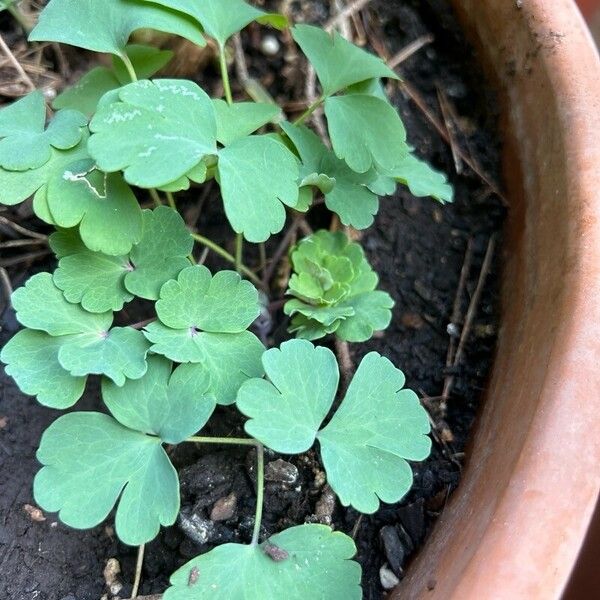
[{"xmin": 392, "ymin": 1, "xmax": 600, "ymax": 598}]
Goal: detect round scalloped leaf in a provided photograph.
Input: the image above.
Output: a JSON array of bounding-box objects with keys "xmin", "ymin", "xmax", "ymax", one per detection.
[
  {"xmin": 163, "ymin": 524, "xmax": 361, "ymax": 600},
  {"xmin": 102, "ymin": 356, "xmax": 215, "ymax": 444},
  {"xmin": 34, "ymin": 412, "xmax": 179, "ymax": 546},
  {"xmin": 29, "ymin": 0, "xmax": 205, "ymax": 55},
  {"xmin": 217, "ymin": 135, "xmax": 300, "ymax": 243},
  {"xmin": 325, "ymin": 94, "xmax": 408, "ymax": 174},
  {"xmin": 237, "ymin": 340, "xmax": 338, "ymax": 454},
  {"xmin": 89, "ymin": 79, "xmax": 217, "ymax": 189},
  {"xmin": 317, "ymin": 352, "xmax": 431, "ymax": 513},
  {"xmin": 0, "ymin": 91, "xmax": 87, "ymax": 171},
  {"xmin": 141, "ymin": 0, "xmax": 287, "ymax": 47},
  {"xmin": 155, "ymin": 265, "xmax": 260, "ymax": 333},
  {"xmin": 47, "ymin": 158, "xmax": 143, "ymax": 256},
  {"xmin": 292, "ymin": 24, "xmax": 397, "ymax": 97},
  {"xmin": 335, "ymin": 291, "xmax": 395, "ymax": 343},
  {"xmin": 389, "ymin": 152, "xmax": 454, "ymax": 203},
  {"xmin": 213, "ymin": 100, "xmax": 281, "ymax": 146},
  {"xmin": 0, "ymin": 330, "xmax": 86, "ymax": 409}
]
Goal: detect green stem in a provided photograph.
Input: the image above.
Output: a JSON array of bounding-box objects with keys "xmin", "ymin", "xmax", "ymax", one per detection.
[
  {"xmin": 149, "ymin": 188, "xmax": 162, "ymax": 207},
  {"xmin": 186, "ymin": 436, "xmax": 265, "ymax": 546},
  {"xmin": 8, "ymin": 4, "xmax": 31, "ymax": 33},
  {"xmin": 120, "ymin": 52, "xmax": 138, "ymax": 83},
  {"xmin": 218, "ymin": 43, "xmax": 233, "ymax": 105},
  {"xmin": 191, "ymin": 233, "xmax": 264, "ymax": 289},
  {"xmin": 166, "ymin": 191, "xmax": 176, "ymax": 210},
  {"xmin": 251, "ymin": 442, "xmax": 265, "ymax": 546},
  {"xmin": 235, "ymin": 232, "xmax": 243, "ymax": 274},
  {"xmin": 293, "ymin": 97, "xmax": 325, "ymax": 125}
]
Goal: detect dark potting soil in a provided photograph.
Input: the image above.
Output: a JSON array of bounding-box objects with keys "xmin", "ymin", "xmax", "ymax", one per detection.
[{"xmin": 0, "ymin": 1, "xmax": 505, "ymax": 598}]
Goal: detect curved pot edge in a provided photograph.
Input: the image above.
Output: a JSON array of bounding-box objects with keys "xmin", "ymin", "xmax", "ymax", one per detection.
[{"xmin": 392, "ymin": 1, "xmax": 600, "ymax": 598}]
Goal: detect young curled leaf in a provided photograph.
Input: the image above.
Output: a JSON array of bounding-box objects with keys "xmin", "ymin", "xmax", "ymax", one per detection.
[
  {"xmin": 237, "ymin": 340, "xmax": 432, "ymax": 514},
  {"xmin": 163, "ymin": 524, "xmax": 361, "ymax": 600}
]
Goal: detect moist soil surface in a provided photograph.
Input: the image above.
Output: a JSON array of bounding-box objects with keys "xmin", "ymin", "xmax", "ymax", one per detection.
[{"xmin": 0, "ymin": 1, "xmax": 505, "ymax": 598}]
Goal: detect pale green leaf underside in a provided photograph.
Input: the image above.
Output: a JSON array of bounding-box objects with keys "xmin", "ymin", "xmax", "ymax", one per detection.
[
  {"xmin": 30, "ymin": 0, "xmax": 205, "ymax": 55},
  {"xmin": 47, "ymin": 158, "xmax": 143, "ymax": 256},
  {"xmin": 141, "ymin": 0, "xmax": 287, "ymax": 46},
  {"xmin": 237, "ymin": 340, "xmax": 338, "ymax": 453},
  {"xmin": 164, "ymin": 524, "xmax": 361, "ymax": 600},
  {"xmin": 325, "ymin": 94, "xmax": 408, "ymax": 174},
  {"xmin": 53, "ymin": 45, "xmax": 174, "ymax": 115},
  {"xmin": 217, "ymin": 135, "xmax": 300, "ymax": 243},
  {"xmin": 292, "ymin": 24, "xmax": 397, "ymax": 96},
  {"xmin": 390, "ymin": 152, "xmax": 454, "ymax": 203},
  {"xmin": 0, "ymin": 91, "xmax": 87, "ymax": 171},
  {"xmin": 34, "ymin": 412, "xmax": 179, "ymax": 545},
  {"xmin": 318, "ymin": 352, "xmax": 432, "ymax": 513},
  {"xmin": 89, "ymin": 79, "xmax": 217, "ymax": 189},
  {"xmin": 102, "ymin": 355, "xmax": 215, "ymax": 443},
  {"xmin": 0, "ymin": 330, "xmax": 86, "ymax": 409}
]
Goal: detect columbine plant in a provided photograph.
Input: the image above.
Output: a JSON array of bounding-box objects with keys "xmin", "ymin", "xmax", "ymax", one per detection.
[{"xmin": 0, "ymin": 0, "xmax": 453, "ymax": 596}]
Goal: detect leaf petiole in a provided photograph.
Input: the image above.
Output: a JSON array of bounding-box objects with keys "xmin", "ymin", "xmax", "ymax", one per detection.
[
  {"xmin": 191, "ymin": 232, "xmax": 265, "ymax": 289},
  {"xmin": 235, "ymin": 232, "xmax": 243, "ymax": 274},
  {"xmin": 186, "ymin": 435, "xmax": 266, "ymax": 545},
  {"xmin": 119, "ymin": 51, "xmax": 139, "ymax": 82},
  {"xmin": 293, "ymin": 97, "xmax": 325, "ymax": 126},
  {"xmin": 218, "ymin": 43, "xmax": 233, "ymax": 105}
]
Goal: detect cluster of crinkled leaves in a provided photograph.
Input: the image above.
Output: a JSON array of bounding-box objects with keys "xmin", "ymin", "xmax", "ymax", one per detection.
[{"xmin": 284, "ymin": 229, "xmax": 394, "ymax": 341}]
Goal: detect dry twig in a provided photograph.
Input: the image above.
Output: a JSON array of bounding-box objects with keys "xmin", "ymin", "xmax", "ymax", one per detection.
[{"xmin": 0, "ymin": 32, "xmax": 36, "ymax": 91}]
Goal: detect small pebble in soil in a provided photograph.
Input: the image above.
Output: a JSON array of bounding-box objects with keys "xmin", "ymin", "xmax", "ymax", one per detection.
[
  {"xmin": 261, "ymin": 35, "xmax": 280, "ymax": 56},
  {"xmin": 380, "ymin": 525, "xmax": 406, "ymax": 576},
  {"xmin": 313, "ymin": 484, "xmax": 336, "ymax": 525},
  {"xmin": 178, "ymin": 511, "xmax": 215, "ymax": 545},
  {"xmin": 210, "ymin": 492, "xmax": 237, "ymax": 521},
  {"xmin": 380, "ymin": 564, "xmax": 401, "ymax": 590},
  {"xmin": 264, "ymin": 459, "xmax": 299, "ymax": 485},
  {"xmin": 102, "ymin": 558, "xmax": 122, "ymax": 596}
]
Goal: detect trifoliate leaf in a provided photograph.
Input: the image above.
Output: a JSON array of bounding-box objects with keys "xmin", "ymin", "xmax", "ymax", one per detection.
[
  {"xmin": 54, "ymin": 45, "xmax": 174, "ymax": 115},
  {"xmin": 389, "ymin": 152, "xmax": 454, "ymax": 203},
  {"xmin": 213, "ymin": 100, "xmax": 280, "ymax": 146},
  {"xmin": 102, "ymin": 356, "xmax": 215, "ymax": 444},
  {"xmin": 0, "ymin": 91, "xmax": 86, "ymax": 171},
  {"xmin": 163, "ymin": 524, "xmax": 361, "ymax": 600},
  {"xmin": 89, "ymin": 79, "xmax": 217, "ymax": 189},
  {"xmin": 318, "ymin": 352, "xmax": 431, "ymax": 513},
  {"xmin": 281, "ymin": 122, "xmax": 379, "ymax": 230},
  {"xmin": 143, "ymin": 266, "xmax": 263, "ymax": 402},
  {"xmin": 46, "ymin": 158, "xmax": 143, "ymax": 256},
  {"xmin": 238, "ymin": 341, "xmax": 431, "ymax": 514},
  {"xmin": 284, "ymin": 230, "xmax": 393, "ymax": 342},
  {"xmin": 125, "ymin": 206, "xmax": 193, "ymax": 299},
  {"xmin": 34, "ymin": 412, "xmax": 179, "ymax": 545},
  {"xmin": 238, "ymin": 340, "xmax": 338, "ymax": 453},
  {"xmin": 292, "ymin": 24, "xmax": 397, "ymax": 97},
  {"xmin": 325, "ymin": 94, "xmax": 408, "ymax": 173},
  {"xmin": 0, "ymin": 330, "xmax": 86, "ymax": 409},
  {"xmin": 30, "ymin": 0, "xmax": 205, "ymax": 56},
  {"xmin": 11, "ymin": 273, "xmax": 149, "ymax": 385},
  {"xmin": 141, "ymin": 0, "xmax": 287, "ymax": 47},
  {"xmin": 217, "ymin": 135, "xmax": 299, "ymax": 243},
  {"xmin": 0, "ymin": 135, "xmax": 89, "ymax": 210}
]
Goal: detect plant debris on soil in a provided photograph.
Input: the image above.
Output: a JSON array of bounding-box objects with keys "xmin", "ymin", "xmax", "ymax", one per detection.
[{"xmin": 0, "ymin": 0, "xmax": 505, "ymax": 598}]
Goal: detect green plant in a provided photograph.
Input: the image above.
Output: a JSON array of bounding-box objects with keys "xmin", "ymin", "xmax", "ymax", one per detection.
[{"xmin": 0, "ymin": 0, "xmax": 453, "ymax": 596}]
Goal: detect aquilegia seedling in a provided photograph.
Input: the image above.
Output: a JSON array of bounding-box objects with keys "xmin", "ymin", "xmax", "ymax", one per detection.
[{"xmin": 0, "ymin": 0, "xmax": 454, "ymax": 596}]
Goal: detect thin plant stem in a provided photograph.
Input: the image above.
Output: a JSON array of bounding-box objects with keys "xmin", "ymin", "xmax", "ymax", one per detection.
[
  {"xmin": 218, "ymin": 43, "xmax": 233, "ymax": 105},
  {"xmin": 191, "ymin": 233, "xmax": 265, "ymax": 289},
  {"xmin": 259, "ymin": 242, "xmax": 267, "ymax": 274},
  {"xmin": 149, "ymin": 189, "xmax": 162, "ymax": 207},
  {"xmin": 235, "ymin": 233, "xmax": 243, "ymax": 273},
  {"xmin": 7, "ymin": 4, "xmax": 32, "ymax": 33},
  {"xmin": 120, "ymin": 52, "xmax": 138, "ymax": 82},
  {"xmin": 251, "ymin": 442, "xmax": 265, "ymax": 546},
  {"xmin": 166, "ymin": 191, "xmax": 176, "ymax": 210},
  {"xmin": 293, "ymin": 97, "xmax": 325, "ymax": 126},
  {"xmin": 131, "ymin": 544, "xmax": 145, "ymax": 599},
  {"xmin": 186, "ymin": 436, "xmax": 265, "ymax": 546}
]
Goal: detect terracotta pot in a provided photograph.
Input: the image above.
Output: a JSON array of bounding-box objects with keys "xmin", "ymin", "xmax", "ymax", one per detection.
[
  {"xmin": 391, "ymin": 1, "xmax": 600, "ymax": 598},
  {"xmin": 577, "ymin": 0, "xmax": 600, "ymax": 19}
]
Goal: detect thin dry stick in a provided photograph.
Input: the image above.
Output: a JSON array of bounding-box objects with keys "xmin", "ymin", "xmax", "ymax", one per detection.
[
  {"xmin": 0, "ymin": 267, "xmax": 13, "ymax": 309},
  {"xmin": 297, "ymin": 218, "xmax": 313, "ymax": 237},
  {"xmin": 437, "ymin": 87, "xmax": 463, "ymax": 174},
  {"xmin": 263, "ymin": 217, "xmax": 302, "ymax": 286},
  {"xmin": 388, "ymin": 34, "xmax": 434, "ymax": 69},
  {"xmin": 0, "ymin": 215, "xmax": 48, "ymax": 240},
  {"xmin": 335, "ymin": 338, "xmax": 354, "ymax": 393},
  {"xmin": 0, "ymin": 238, "xmax": 47, "ymax": 249},
  {"xmin": 442, "ymin": 236, "xmax": 496, "ymax": 407},
  {"xmin": 397, "ymin": 78, "xmax": 507, "ymax": 204},
  {"xmin": 0, "ymin": 249, "xmax": 50, "ymax": 268},
  {"xmin": 0, "ymin": 33, "xmax": 36, "ymax": 91},
  {"xmin": 130, "ymin": 544, "xmax": 145, "ymax": 599},
  {"xmin": 324, "ymin": 0, "xmax": 375, "ymax": 31}
]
